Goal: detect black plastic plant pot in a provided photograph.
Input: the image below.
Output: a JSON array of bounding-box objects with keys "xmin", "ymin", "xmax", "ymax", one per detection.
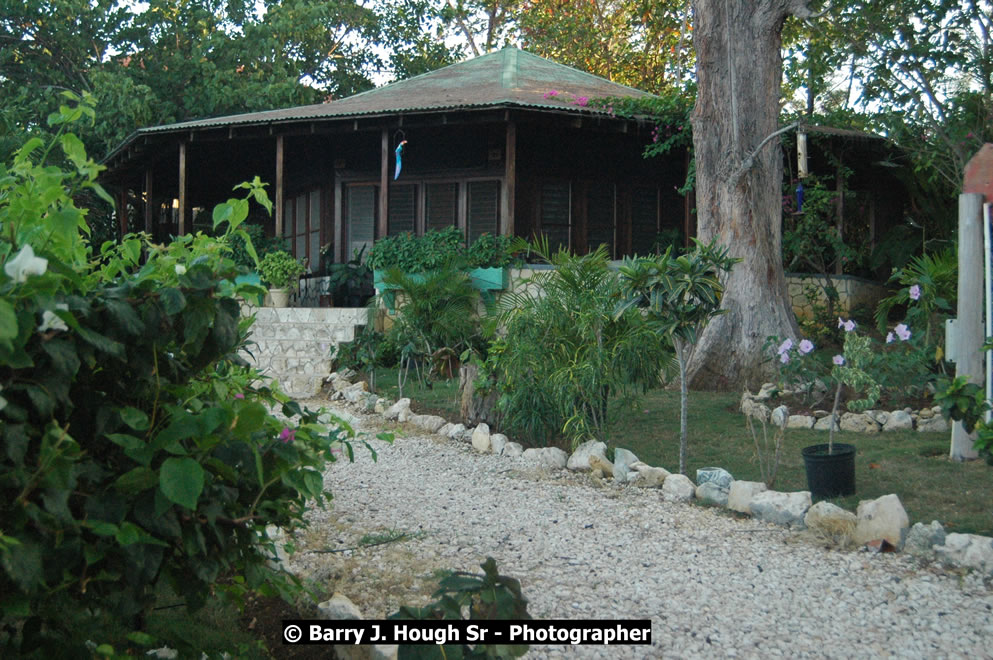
[{"xmin": 802, "ymin": 443, "xmax": 856, "ymax": 498}]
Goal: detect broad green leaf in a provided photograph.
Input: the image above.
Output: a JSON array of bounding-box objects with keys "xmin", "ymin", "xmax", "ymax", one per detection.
[
  {"xmin": 120, "ymin": 406, "xmax": 150, "ymax": 431},
  {"xmin": 159, "ymin": 287, "xmax": 186, "ymax": 315},
  {"xmin": 115, "ymin": 466, "xmax": 158, "ymax": 493},
  {"xmin": 159, "ymin": 457, "xmax": 204, "ymax": 510},
  {"xmin": 0, "ymin": 299, "xmax": 18, "ymax": 340}
]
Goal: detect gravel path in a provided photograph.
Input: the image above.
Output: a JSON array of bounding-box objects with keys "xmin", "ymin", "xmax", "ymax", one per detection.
[{"xmin": 287, "ymin": 403, "xmax": 993, "ymax": 659}]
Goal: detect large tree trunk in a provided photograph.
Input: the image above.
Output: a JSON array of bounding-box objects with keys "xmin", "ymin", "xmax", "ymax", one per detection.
[{"xmin": 686, "ymin": 0, "xmax": 812, "ymax": 391}]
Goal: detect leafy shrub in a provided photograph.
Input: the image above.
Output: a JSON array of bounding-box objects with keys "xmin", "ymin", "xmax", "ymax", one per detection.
[
  {"xmin": 228, "ymin": 222, "xmax": 288, "ymax": 270},
  {"xmin": 389, "ymin": 557, "xmax": 530, "ymax": 659},
  {"xmin": 486, "ymin": 242, "xmax": 671, "ymax": 448},
  {"xmin": 0, "ymin": 105, "xmax": 375, "ymax": 655},
  {"xmin": 258, "ymin": 249, "xmax": 305, "ymax": 289},
  {"xmin": 380, "ymin": 266, "xmax": 483, "ymax": 395},
  {"xmin": 367, "ymin": 226, "xmax": 519, "ymax": 272}
]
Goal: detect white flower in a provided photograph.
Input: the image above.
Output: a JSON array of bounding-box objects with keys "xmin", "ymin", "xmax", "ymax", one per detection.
[
  {"xmin": 174, "ymin": 264, "xmax": 187, "ymax": 275},
  {"xmin": 38, "ymin": 304, "xmax": 69, "ymax": 333},
  {"xmin": 5, "ymin": 244, "xmax": 48, "ymax": 283}
]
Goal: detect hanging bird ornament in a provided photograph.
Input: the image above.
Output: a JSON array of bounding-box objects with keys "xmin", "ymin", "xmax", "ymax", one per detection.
[{"xmin": 394, "ymin": 139, "xmax": 408, "ymax": 180}]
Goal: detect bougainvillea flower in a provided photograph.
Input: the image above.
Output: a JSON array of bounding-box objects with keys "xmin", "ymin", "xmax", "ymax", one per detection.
[{"xmin": 279, "ymin": 427, "xmax": 295, "ymax": 444}]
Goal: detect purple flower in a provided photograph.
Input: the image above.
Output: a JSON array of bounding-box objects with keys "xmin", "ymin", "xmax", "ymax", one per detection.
[
  {"xmin": 234, "ymin": 392, "xmax": 245, "ymax": 399},
  {"xmin": 833, "ymin": 355, "xmax": 845, "ymax": 366},
  {"xmin": 886, "ymin": 332, "xmax": 895, "ymax": 344},
  {"xmin": 909, "ymin": 284, "xmax": 921, "ymax": 301},
  {"xmin": 841, "ymin": 319, "xmax": 856, "ymax": 332},
  {"xmin": 279, "ymin": 427, "xmax": 295, "ymax": 444},
  {"xmin": 838, "ymin": 317, "xmax": 845, "ymax": 329},
  {"xmin": 895, "ymin": 323, "xmax": 911, "ymax": 341},
  {"xmin": 798, "ymin": 339, "xmax": 814, "ymax": 354},
  {"xmin": 780, "ymin": 351, "xmax": 791, "ymax": 364},
  {"xmin": 777, "ymin": 338, "xmax": 793, "ymax": 355},
  {"xmin": 543, "ymin": 90, "xmax": 559, "ymax": 99},
  {"xmin": 573, "ymin": 96, "xmax": 589, "ymax": 107}
]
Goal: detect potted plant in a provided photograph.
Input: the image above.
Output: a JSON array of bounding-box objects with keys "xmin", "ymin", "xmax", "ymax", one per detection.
[
  {"xmin": 325, "ymin": 246, "xmax": 375, "ymax": 308},
  {"xmin": 258, "ymin": 250, "xmax": 305, "ymax": 307}
]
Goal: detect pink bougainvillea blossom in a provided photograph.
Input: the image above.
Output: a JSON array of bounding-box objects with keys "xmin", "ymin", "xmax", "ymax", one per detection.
[
  {"xmin": 279, "ymin": 427, "xmax": 295, "ymax": 444},
  {"xmin": 543, "ymin": 90, "xmax": 559, "ymax": 99}
]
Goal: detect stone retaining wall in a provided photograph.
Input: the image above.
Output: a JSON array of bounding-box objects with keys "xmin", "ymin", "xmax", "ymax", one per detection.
[
  {"xmin": 241, "ymin": 306, "xmax": 367, "ymax": 399},
  {"xmin": 786, "ymin": 273, "xmax": 889, "ymax": 319}
]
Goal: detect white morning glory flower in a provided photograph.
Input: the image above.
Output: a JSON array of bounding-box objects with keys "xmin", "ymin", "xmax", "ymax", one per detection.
[
  {"xmin": 5, "ymin": 244, "xmax": 48, "ymax": 283},
  {"xmin": 38, "ymin": 303, "xmax": 69, "ymax": 333}
]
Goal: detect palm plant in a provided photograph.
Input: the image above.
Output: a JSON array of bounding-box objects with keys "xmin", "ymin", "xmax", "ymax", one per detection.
[
  {"xmin": 617, "ymin": 240, "xmax": 738, "ymax": 474},
  {"xmin": 379, "ymin": 265, "xmax": 482, "ymax": 396}
]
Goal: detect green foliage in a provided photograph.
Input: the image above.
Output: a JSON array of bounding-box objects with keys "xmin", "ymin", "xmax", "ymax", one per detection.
[
  {"xmin": 874, "ymin": 248, "xmax": 956, "ymax": 351},
  {"xmin": 228, "ymin": 223, "xmax": 288, "ymax": 271},
  {"xmin": 616, "ymin": 240, "xmax": 738, "ymax": 473},
  {"xmin": 381, "ymin": 266, "xmax": 482, "ymax": 395},
  {"xmin": 367, "ymin": 226, "xmax": 516, "ymax": 273},
  {"xmin": 258, "ymin": 250, "xmax": 305, "ymax": 290},
  {"xmin": 389, "ymin": 557, "xmax": 530, "ymax": 659},
  {"xmin": 487, "ymin": 241, "xmax": 671, "ymax": 448},
  {"xmin": 934, "ymin": 375, "xmax": 993, "ymax": 464},
  {"xmin": 325, "ymin": 246, "xmax": 375, "ymax": 307},
  {"xmin": 0, "ymin": 122, "xmax": 375, "ymax": 655}
]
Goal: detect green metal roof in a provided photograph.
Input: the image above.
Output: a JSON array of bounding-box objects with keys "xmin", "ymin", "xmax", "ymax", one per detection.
[{"xmin": 137, "ymin": 47, "xmax": 654, "ymax": 134}]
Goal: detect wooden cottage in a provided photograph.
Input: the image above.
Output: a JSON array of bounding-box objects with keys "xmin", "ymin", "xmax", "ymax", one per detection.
[{"xmin": 101, "ymin": 47, "xmax": 689, "ymax": 272}]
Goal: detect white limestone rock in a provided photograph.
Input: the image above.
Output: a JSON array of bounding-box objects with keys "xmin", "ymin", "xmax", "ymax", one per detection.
[
  {"xmin": 749, "ymin": 490, "xmax": 812, "ymax": 527},
  {"xmin": 853, "ymin": 494, "xmax": 910, "ymax": 547},
  {"xmin": 770, "ymin": 405, "xmax": 789, "ymax": 428},
  {"xmin": 840, "ymin": 412, "xmax": 879, "ymax": 433},
  {"xmin": 409, "ymin": 414, "xmax": 447, "ymax": 434},
  {"xmin": 630, "ymin": 466, "xmax": 670, "ymax": 488},
  {"xmin": 437, "ymin": 422, "xmax": 453, "ymax": 437},
  {"xmin": 613, "ymin": 448, "xmax": 640, "ymax": 472},
  {"xmin": 374, "ymin": 398, "xmax": 390, "ymax": 414},
  {"xmin": 903, "ymin": 521, "xmax": 947, "ymax": 558},
  {"xmin": 383, "ymin": 398, "xmax": 411, "ymax": 421},
  {"xmin": 917, "ymin": 416, "xmax": 950, "ymax": 432},
  {"xmin": 803, "ymin": 501, "xmax": 857, "ymax": 537},
  {"xmin": 446, "ymin": 423, "xmax": 466, "ymax": 440},
  {"xmin": 567, "ymin": 439, "xmax": 608, "ymax": 472},
  {"xmin": 696, "ymin": 467, "xmax": 733, "ymax": 490},
  {"xmin": 661, "ymin": 473, "xmax": 695, "ymax": 502},
  {"xmin": 318, "ymin": 593, "xmax": 362, "ymax": 620},
  {"xmin": 727, "ymin": 481, "xmax": 768, "ymax": 514},
  {"xmin": 471, "ymin": 423, "xmax": 492, "ymax": 453},
  {"xmin": 787, "ymin": 415, "xmax": 815, "ymax": 429},
  {"xmin": 755, "ymin": 382, "xmax": 778, "ymax": 401},
  {"xmin": 521, "ymin": 446, "xmax": 568, "ymax": 469},
  {"xmin": 502, "ymin": 442, "xmax": 524, "ymax": 458},
  {"xmin": 490, "ymin": 433, "xmax": 508, "ymax": 455},
  {"xmin": 934, "ymin": 533, "xmax": 993, "ymax": 575},
  {"xmin": 813, "ymin": 415, "xmax": 840, "ymax": 432},
  {"xmin": 695, "ymin": 482, "xmax": 730, "ymax": 507},
  {"xmin": 882, "ymin": 410, "xmax": 913, "ymax": 432}
]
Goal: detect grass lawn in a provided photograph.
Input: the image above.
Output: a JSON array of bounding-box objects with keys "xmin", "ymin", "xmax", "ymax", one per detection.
[{"xmin": 370, "ymin": 368, "xmax": 993, "ymax": 536}]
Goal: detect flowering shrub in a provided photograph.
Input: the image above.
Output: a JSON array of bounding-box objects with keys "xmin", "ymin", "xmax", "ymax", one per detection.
[
  {"xmin": 0, "ymin": 100, "xmax": 383, "ymax": 655},
  {"xmin": 771, "ymin": 316, "xmax": 919, "ymax": 452}
]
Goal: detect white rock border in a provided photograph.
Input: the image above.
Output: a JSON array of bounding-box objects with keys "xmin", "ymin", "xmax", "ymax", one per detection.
[{"xmin": 319, "ymin": 372, "xmax": 992, "ymax": 577}]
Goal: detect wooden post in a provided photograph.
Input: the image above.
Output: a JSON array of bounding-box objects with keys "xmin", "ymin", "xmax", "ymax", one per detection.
[
  {"xmin": 177, "ymin": 141, "xmax": 187, "ymax": 236},
  {"xmin": 116, "ymin": 189, "xmax": 128, "ymax": 237},
  {"xmin": 378, "ymin": 129, "xmax": 389, "ymax": 239},
  {"xmin": 275, "ymin": 135, "xmax": 284, "ymax": 239},
  {"xmin": 951, "ymin": 192, "xmax": 984, "ymax": 461},
  {"xmin": 501, "ymin": 121, "xmax": 516, "ymax": 236},
  {"xmin": 143, "ymin": 168, "xmax": 153, "ymax": 235}
]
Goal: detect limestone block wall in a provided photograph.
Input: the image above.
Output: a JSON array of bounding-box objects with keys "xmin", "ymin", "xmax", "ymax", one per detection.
[
  {"xmin": 242, "ymin": 306, "xmax": 368, "ymax": 399},
  {"xmin": 785, "ymin": 273, "xmax": 889, "ymax": 320}
]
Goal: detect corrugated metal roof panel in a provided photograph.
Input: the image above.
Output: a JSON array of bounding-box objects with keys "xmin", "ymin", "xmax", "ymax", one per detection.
[{"xmin": 135, "ymin": 47, "xmax": 654, "ymax": 135}]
